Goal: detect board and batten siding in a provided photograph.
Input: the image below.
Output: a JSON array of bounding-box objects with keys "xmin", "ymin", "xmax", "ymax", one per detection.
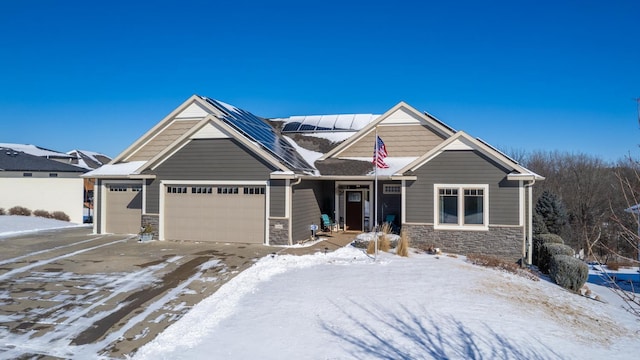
[
  {"xmin": 145, "ymin": 138, "xmax": 276, "ymax": 214},
  {"xmin": 405, "ymin": 150, "xmax": 520, "ymax": 226},
  {"xmin": 127, "ymin": 120, "xmax": 200, "ymax": 162},
  {"xmin": 338, "ymin": 125, "xmax": 446, "ymax": 158},
  {"xmin": 269, "ymin": 179, "xmax": 286, "ymax": 217}
]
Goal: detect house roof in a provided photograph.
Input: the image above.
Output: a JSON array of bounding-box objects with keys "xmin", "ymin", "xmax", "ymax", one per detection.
[
  {"xmin": 67, "ymin": 149, "xmax": 112, "ymax": 170},
  {"xmin": 102, "ymin": 96, "xmax": 543, "ymax": 181},
  {"xmin": 399, "ymin": 131, "xmax": 544, "ymax": 180},
  {"xmin": 0, "ymin": 143, "xmax": 75, "ymax": 160},
  {"xmin": 83, "ymin": 161, "xmax": 147, "ymax": 178},
  {"xmin": 0, "ymin": 148, "xmax": 87, "ymax": 173},
  {"xmin": 201, "ymin": 97, "xmax": 315, "ymax": 173}
]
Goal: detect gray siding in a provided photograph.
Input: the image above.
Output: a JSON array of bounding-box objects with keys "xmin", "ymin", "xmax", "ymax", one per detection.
[
  {"xmin": 269, "ymin": 179, "xmax": 286, "ymax": 217},
  {"xmin": 146, "ymin": 139, "xmax": 277, "ymax": 214},
  {"xmin": 406, "ymin": 150, "xmax": 519, "ymax": 225},
  {"xmin": 291, "ymin": 180, "xmax": 334, "ymax": 242}
]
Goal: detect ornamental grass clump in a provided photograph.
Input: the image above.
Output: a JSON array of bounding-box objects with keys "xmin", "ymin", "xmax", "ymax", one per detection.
[
  {"xmin": 550, "ymin": 255, "xmax": 589, "ymax": 292},
  {"xmin": 539, "ymin": 243, "xmax": 574, "ymax": 274},
  {"xmin": 396, "ymin": 230, "xmax": 409, "ymax": 257}
]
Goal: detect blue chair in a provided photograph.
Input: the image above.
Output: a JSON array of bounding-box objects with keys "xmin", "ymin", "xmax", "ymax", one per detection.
[
  {"xmin": 321, "ymin": 214, "xmax": 336, "ymax": 233},
  {"xmin": 384, "ymin": 214, "xmax": 398, "ymax": 233}
]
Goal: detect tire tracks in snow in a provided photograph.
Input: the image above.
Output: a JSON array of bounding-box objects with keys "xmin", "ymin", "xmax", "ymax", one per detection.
[{"xmin": 0, "ymin": 235, "xmax": 135, "ymax": 282}]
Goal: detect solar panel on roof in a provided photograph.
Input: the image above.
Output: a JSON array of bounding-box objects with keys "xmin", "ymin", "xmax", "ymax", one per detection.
[
  {"xmin": 316, "ymin": 115, "xmax": 338, "ymax": 131},
  {"xmin": 282, "ymin": 122, "xmax": 302, "ymax": 132},
  {"xmin": 203, "ymin": 97, "xmax": 314, "ymax": 172}
]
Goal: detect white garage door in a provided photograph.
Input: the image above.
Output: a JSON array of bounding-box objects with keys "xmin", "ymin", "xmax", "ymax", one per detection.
[
  {"xmin": 105, "ymin": 184, "xmax": 142, "ymax": 234},
  {"xmin": 164, "ymin": 185, "xmax": 265, "ymax": 243}
]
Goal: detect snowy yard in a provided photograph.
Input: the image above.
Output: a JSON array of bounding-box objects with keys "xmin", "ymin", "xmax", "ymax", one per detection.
[
  {"xmin": 1, "ymin": 216, "xmax": 638, "ymax": 359},
  {"xmin": 135, "ymin": 248, "xmax": 640, "ymax": 360}
]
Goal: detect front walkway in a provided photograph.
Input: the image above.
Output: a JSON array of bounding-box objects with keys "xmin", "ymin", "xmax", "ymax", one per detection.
[{"xmin": 277, "ymin": 231, "xmax": 358, "ymax": 256}]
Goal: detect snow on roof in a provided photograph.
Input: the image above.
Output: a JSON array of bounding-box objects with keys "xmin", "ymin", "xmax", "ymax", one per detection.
[
  {"xmin": 83, "ymin": 161, "xmax": 147, "ymax": 177},
  {"xmin": 272, "ymin": 114, "xmax": 379, "ymax": 133},
  {"xmin": 343, "ymin": 157, "xmax": 418, "ymax": 176},
  {"xmin": 67, "ymin": 149, "xmax": 112, "ymax": 170},
  {"xmin": 283, "ymin": 136, "xmax": 323, "ymax": 175},
  {"xmin": 0, "ymin": 143, "xmax": 73, "ymax": 159},
  {"xmin": 302, "ymin": 131, "xmax": 357, "ymax": 143}
]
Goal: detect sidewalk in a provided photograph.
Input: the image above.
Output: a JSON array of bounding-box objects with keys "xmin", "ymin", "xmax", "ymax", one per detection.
[{"xmin": 277, "ymin": 231, "xmax": 357, "ymax": 256}]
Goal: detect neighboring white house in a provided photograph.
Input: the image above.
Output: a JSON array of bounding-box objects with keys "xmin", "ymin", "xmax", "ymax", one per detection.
[{"xmin": 0, "ymin": 146, "xmax": 87, "ymax": 224}]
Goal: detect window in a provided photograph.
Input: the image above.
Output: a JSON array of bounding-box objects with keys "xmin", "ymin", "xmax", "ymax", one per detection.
[
  {"xmin": 49, "ymin": 173, "xmax": 58, "ymax": 178},
  {"xmin": 23, "ymin": 173, "xmax": 32, "ymax": 177},
  {"xmin": 167, "ymin": 186, "xmax": 187, "ymax": 194},
  {"xmin": 192, "ymin": 186, "xmax": 213, "ymax": 194},
  {"xmin": 435, "ymin": 184, "xmax": 488, "ymax": 229},
  {"xmin": 131, "ymin": 186, "xmax": 142, "ymax": 192},
  {"xmin": 217, "ymin": 187, "xmax": 239, "ymax": 194},
  {"xmin": 383, "ymin": 184, "xmax": 401, "ymax": 194},
  {"xmin": 110, "ymin": 186, "xmax": 127, "ymax": 192},
  {"xmin": 243, "ymin": 187, "xmax": 265, "ymax": 195}
]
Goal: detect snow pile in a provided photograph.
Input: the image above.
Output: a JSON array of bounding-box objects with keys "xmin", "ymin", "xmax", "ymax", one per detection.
[
  {"xmin": 0, "ymin": 215, "xmax": 83, "ymax": 237},
  {"xmin": 135, "ymin": 247, "xmax": 640, "ymax": 360}
]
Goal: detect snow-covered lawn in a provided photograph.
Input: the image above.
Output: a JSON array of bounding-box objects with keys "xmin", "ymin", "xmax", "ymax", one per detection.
[
  {"xmin": 135, "ymin": 248, "xmax": 640, "ymax": 360},
  {"xmin": 1, "ymin": 217, "xmax": 638, "ymax": 359},
  {"xmin": 0, "ymin": 215, "xmax": 84, "ymax": 238}
]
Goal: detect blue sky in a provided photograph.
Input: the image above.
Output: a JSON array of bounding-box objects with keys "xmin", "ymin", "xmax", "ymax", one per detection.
[{"xmin": 1, "ymin": 1, "xmax": 638, "ymax": 162}]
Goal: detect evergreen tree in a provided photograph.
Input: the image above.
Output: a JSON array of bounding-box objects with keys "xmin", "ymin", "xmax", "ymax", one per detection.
[
  {"xmin": 535, "ymin": 190, "xmax": 568, "ymax": 235},
  {"xmin": 532, "ymin": 211, "xmax": 548, "ymax": 235}
]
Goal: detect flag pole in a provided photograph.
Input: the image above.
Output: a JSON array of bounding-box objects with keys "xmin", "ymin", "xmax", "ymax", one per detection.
[{"xmin": 374, "ymin": 127, "xmax": 379, "ymax": 259}]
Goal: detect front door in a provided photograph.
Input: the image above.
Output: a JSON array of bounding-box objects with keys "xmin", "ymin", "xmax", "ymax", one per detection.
[{"xmin": 345, "ymin": 191, "xmax": 363, "ymax": 231}]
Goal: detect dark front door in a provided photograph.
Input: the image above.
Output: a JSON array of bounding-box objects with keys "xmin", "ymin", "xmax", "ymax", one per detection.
[{"xmin": 345, "ymin": 191, "xmax": 363, "ymax": 231}]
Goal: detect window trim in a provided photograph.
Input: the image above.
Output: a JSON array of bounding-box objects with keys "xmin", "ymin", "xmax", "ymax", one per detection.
[
  {"xmin": 433, "ymin": 184, "xmax": 489, "ymax": 231},
  {"xmin": 383, "ymin": 184, "xmax": 401, "ymax": 194}
]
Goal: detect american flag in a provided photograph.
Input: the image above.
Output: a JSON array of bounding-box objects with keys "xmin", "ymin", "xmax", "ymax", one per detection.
[{"xmin": 373, "ymin": 135, "xmax": 389, "ymax": 169}]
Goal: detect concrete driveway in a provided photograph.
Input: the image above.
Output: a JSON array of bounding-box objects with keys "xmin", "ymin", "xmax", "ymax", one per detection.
[{"xmin": 0, "ymin": 227, "xmax": 279, "ymax": 359}]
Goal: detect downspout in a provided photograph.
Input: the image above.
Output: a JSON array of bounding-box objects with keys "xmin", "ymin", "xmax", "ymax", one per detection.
[{"xmin": 524, "ymin": 179, "xmax": 536, "ymax": 265}]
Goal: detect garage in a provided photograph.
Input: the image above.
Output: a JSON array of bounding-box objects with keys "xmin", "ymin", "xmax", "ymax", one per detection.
[
  {"xmin": 104, "ymin": 183, "xmax": 142, "ymax": 234},
  {"xmin": 163, "ymin": 184, "xmax": 265, "ymax": 243}
]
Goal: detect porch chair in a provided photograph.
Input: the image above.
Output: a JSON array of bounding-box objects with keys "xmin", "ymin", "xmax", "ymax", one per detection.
[
  {"xmin": 321, "ymin": 214, "xmax": 336, "ymax": 233},
  {"xmin": 384, "ymin": 214, "xmax": 398, "ymax": 233}
]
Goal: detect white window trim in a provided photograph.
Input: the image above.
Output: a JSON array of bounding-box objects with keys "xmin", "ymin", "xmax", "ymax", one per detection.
[
  {"xmin": 383, "ymin": 184, "xmax": 401, "ymax": 194},
  {"xmin": 433, "ymin": 184, "xmax": 489, "ymax": 231}
]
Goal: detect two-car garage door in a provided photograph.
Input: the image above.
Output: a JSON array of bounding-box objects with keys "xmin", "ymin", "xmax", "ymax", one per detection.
[{"xmin": 163, "ymin": 185, "xmax": 265, "ymax": 243}]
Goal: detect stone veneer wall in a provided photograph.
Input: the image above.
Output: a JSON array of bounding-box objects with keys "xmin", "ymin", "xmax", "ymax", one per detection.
[
  {"xmin": 269, "ymin": 219, "xmax": 290, "ymax": 245},
  {"xmin": 141, "ymin": 214, "xmax": 159, "ymax": 239},
  {"xmin": 403, "ymin": 224, "xmax": 523, "ymax": 261}
]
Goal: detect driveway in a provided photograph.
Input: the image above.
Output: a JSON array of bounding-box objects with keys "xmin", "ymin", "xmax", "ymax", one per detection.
[{"xmin": 0, "ymin": 227, "xmax": 279, "ymax": 359}]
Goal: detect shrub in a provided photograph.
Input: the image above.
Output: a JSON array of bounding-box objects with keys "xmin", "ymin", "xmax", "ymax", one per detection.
[
  {"xmin": 533, "ymin": 233, "xmax": 564, "ymax": 266},
  {"xmin": 539, "ymin": 243, "xmax": 574, "ymax": 274},
  {"xmin": 9, "ymin": 206, "xmax": 31, "ymax": 216},
  {"xmin": 396, "ymin": 230, "xmax": 409, "ymax": 257},
  {"xmin": 0, "ymin": 208, "xmax": 5, "ymax": 215},
  {"xmin": 550, "ymin": 255, "xmax": 589, "ymax": 292},
  {"xmin": 33, "ymin": 209, "xmax": 52, "ymax": 218},
  {"xmin": 51, "ymin": 211, "xmax": 70, "ymax": 222}
]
